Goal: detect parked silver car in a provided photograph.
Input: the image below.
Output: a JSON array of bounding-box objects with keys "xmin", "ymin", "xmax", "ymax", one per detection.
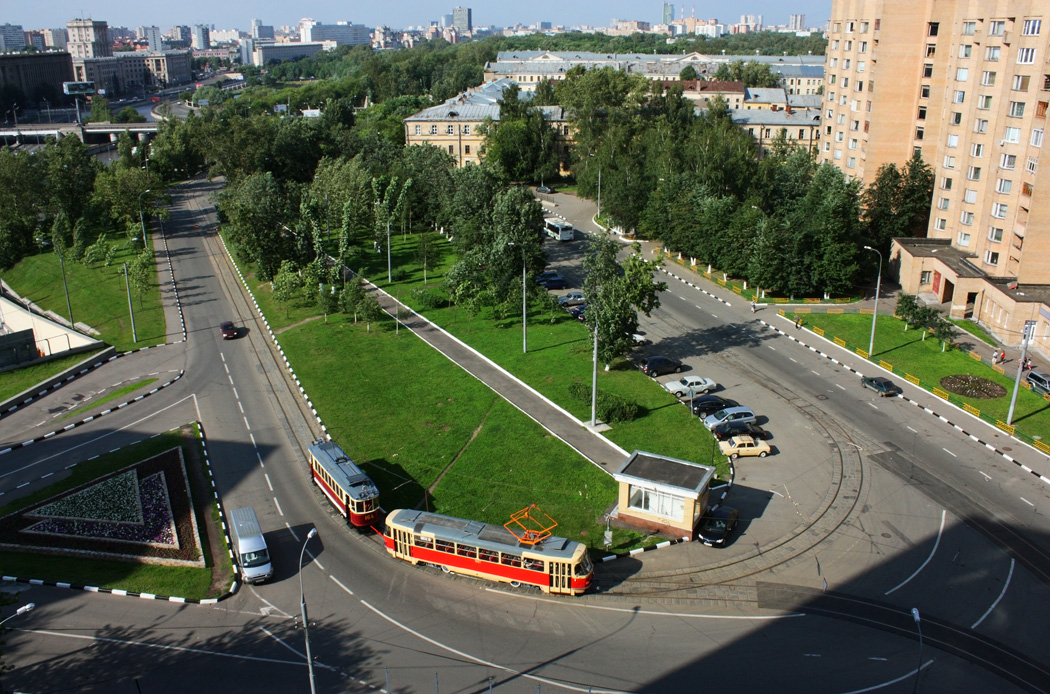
[{"xmin": 703, "ymin": 406, "xmax": 756, "ymax": 430}]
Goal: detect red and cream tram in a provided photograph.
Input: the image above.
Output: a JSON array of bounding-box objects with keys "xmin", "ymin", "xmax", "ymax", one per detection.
[
  {"xmin": 308, "ymin": 440, "xmax": 381, "ymax": 528},
  {"xmin": 383, "ymin": 508, "xmax": 594, "ymax": 595}
]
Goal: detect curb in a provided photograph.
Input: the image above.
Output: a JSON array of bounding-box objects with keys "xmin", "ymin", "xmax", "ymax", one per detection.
[
  {"xmin": 1, "ymin": 420, "xmax": 239, "ymax": 603},
  {"xmin": 762, "ymin": 315, "xmax": 1050, "ymax": 488},
  {"xmin": 158, "ymin": 218, "xmax": 188, "ymax": 343},
  {"xmin": 0, "ymin": 370, "xmax": 184, "ymax": 458}
]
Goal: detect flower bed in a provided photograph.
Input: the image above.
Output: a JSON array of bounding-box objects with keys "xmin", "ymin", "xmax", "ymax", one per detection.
[{"xmin": 0, "ymin": 447, "xmax": 204, "ymax": 567}]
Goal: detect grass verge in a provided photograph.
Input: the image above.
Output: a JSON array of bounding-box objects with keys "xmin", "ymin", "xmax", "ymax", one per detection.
[
  {"xmin": 60, "ymin": 378, "xmax": 157, "ymax": 420},
  {"xmin": 0, "ymin": 350, "xmax": 104, "ymax": 404}
]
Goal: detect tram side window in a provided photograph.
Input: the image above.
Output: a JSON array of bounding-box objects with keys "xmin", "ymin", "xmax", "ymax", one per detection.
[
  {"xmin": 500, "ymin": 553, "xmax": 522, "ymax": 567},
  {"xmin": 414, "ymin": 536, "xmax": 434, "ymax": 549},
  {"xmin": 456, "ymin": 544, "xmax": 478, "ymax": 559},
  {"xmin": 478, "ymin": 549, "xmax": 499, "ymax": 563},
  {"xmin": 435, "ymin": 539, "xmax": 455, "ymax": 553},
  {"xmin": 524, "ymin": 559, "xmax": 544, "ymax": 571}
]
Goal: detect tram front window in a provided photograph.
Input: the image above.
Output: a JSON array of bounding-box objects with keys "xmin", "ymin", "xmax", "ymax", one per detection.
[{"xmin": 575, "ymin": 554, "xmax": 593, "ymax": 576}]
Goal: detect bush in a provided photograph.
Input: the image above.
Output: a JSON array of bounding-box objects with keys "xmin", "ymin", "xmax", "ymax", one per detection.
[
  {"xmin": 391, "ymin": 267, "xmax": 408, "ymax": 282},
  {"xmin": 568, "ymin": 382, "xmax": 641, "ymax": 423},
  {"xmin": 411, "ymin": 287, "xmax": 442, "ymax": 309}
]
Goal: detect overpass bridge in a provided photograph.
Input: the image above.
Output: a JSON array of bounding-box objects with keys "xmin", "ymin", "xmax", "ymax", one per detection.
[{"xmin": 0, "ymin": 121, "xmax": 160, "ymax": 146}]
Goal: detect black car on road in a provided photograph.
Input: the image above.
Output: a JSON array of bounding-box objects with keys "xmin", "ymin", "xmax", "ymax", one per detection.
[
  {"xmin": 690, "ymin": 395, "xmax": 739, "ymax": 417},
  {"xmin": 639, "ymin": 356, "xmax": 683, "ymax": 377},
  {"xmin": 861, "ymin": 376, "xmax": 902, "ymax": 396},
  {"xmin": 712, "ymin": 421, "xmax": 769, "ymax": 441},
  {"xmin": 697, "ymin": 507, "xmax": 739, "ymax": 547}
]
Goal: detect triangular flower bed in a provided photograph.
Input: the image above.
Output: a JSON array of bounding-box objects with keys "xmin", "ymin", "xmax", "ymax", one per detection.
[{"xmin": 0, "ymin": 447, "xmax": 205, "ymax": 567}]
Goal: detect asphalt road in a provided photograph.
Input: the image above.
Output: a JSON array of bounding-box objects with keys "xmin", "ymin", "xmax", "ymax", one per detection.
[{"xmin": 2, "ymin": 183, "xmax": 1050, "ymax": 692}]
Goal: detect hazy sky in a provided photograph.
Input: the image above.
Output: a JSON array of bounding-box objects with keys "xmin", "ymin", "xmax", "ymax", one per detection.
[{"xmin": 10, "ymin": 1, "xmax": 829, "ymax": 32}]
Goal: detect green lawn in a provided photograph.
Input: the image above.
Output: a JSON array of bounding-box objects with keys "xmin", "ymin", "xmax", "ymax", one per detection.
[
  {"xmin": 0, "ymin": 350, "xmax": 105, "ymax": 403},
  {"xmin": 0, "ymin": 427, "xmax": 227, "ymax": 599},
  {"xmin": 802, "ymin": 312, "xmax": 1050, "ymax": 442},
  {"xmin": 3, "ymin": 237, "xmax": 166, "ymax": 351},
  {"xmin": 60, "ymin": 378, "xmax": 157, "ymax": 420}
]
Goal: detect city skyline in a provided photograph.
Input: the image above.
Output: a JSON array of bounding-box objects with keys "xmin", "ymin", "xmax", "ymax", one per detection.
[{"xmin": 6, "ymin": 0, "xmax": 829, "ymax": 32}]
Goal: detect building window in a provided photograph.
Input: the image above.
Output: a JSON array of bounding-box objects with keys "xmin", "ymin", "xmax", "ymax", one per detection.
[
  {"xmin": 982, "ymin": 71, "xmax": 996, "ymax": 86},
  {"xmin": 992, "ymin": 202, "xmax": 1008, "ymax": 218},
  {"xmin": 989, "ymin": 20, "xmax": 1005, "ymax": 36},
  {"xmin": 956, "ymin": 68, "xmax": 969, "ymax": 81},
  {"xmin": 954, "ymin": 90, "xmax": 966, "ymax": 103},
  {"xmin": 916, "ymin": 127, "xmax": 925, "ymax": 140},
  {"xmin": 448, "ymin": 145, "xmax": 454, "ymax": 154},
  {"xmin": 988, "ymin": 227, "xmax": 1004, "ymax": 242},
  {"xmin": 926, "ymin": 44, "xmax": 936, "ymax": 57},
  {"xmin": 937, "ymin": 196, "xmax": 950, "ymax": 210},
  {"xmin": 928, "ymin": 22, "xmax": 939, "ymax": 36},
  {"xmin": 1022, "ymin": 19, "xmax": 1041, "ymax": 36},
  {"xmin": 1022, "ymin": 182, "xmax": 1034, "ymax": 196},
  {"xmin": 446, "ymin": 124, "xmax": 455, "ymax": 135},
  {"xmin": 1004, "ymin": 127, "xmax": 1021, "ymax": 143},
  {"xmin": 1017, "ymin": 48, "xmax": 1036, "ymax": 64},
  {"xmin": 1008, "ymin": 101, "xmax": 1026, "ymax": 118},
  {"xmin": 846, "ymin": 21, "xmax": 854, "ymax": 33},
  {"xmin": 918, "ymin": 106, "xmax": 928, "ymax": 120},
  {"xmin": 984, "ymin": 251, "xmax": 1000, "ymax": 265},
  {"xmin": 972, "ymin": 142, "xmax": 984, "ymax": 158},
  {"xmin": 985, "ymin": 46, "xmax": 1000, "ymax": 61},
  {"xmin": 967, "ymin": 166, "xmax": 982, "ymax": 180},
  {"xmin": 963, "ymin": 21, "xmax": 977, "ymax": 35},
  {"xmin": 960, "ymin": 211, "xmax": 974, "ymax": 225},
  {"xmin": 849, "ymin": 138, "xmax": 858, "ymax": 150},
  {"xmin": 464, "ymin": 145, "xmax": 471, "ymax": 155},
  {"xmin": 847, "ymin": 156, "xmax": 856, "ymax": 168},
  {"xmin": 628, "ymin": 485, "xmax": 685, "ymax": 520},
  {"xmin": 842, "ymin": 77, "xmax": 850, "ymax": 88},
  {"xmin": 934, "ymin": 218, "xmax": 947, "ymax": 230},
  {"xmin": 958, "ymin": 232, "xmax": 971, "ymax": 245},
  {"xmin": 950, "ymin": 112, "xmax": 963, "ymax": 125},
  {"xmin": 462, "ymin": 124, "xmax": 471, "ymax": 135},
  {"xmin": 923, "ymin": 63, "xmax": 934, "ymax": 78},
  {"xmin": 947, "ymin": 133, "xmax": 958, "ymax": 147},
  {"xmin": 1039, "ymin": 101, "xmax": 1049, "ymax": 117},
  {"xmin": 941, "ymin": 177, "xmax": 953, "ymax": 190},
  {"xmin": 996, "ymin": 178, "xmax": 1013, "ymax": 193},
  {"xmin": 920, "ymin": 270, "xmax": 932, "ymax": 284},
  {"xmin": 860, "ymin": 21, "xmax": 869, "ymax": 32},
  {"xmin": 860, "ymin": 41, "xmax": 867, "ymax": 53},
  {"xmin": 978, "ymin": 95, "xmax": 993, "ymax": 109},
  {"xmin": 413, "ymin": 124, "xmax": 421, "ymax": 135},
  {"xmin": 1012, "ymin": 75, "xmax": 1030, "ymax": 91},
  {"xmin": 1000, "ymin": 154, "xmax": 1017, "ymax": 169},
  {"xmin": 1026, "ymin": 156, "xmax": 1038, "ymax": 174},
  {"xmin": 959, "ymin": 45, "xmax": 972, "ymax": 58},
  {"xmin": 944, "ymin": 155, "xmax": 956, "ymax": 168},
  {"xmin": 831, "ymin": 39, "xmax": 839, "ymax": 49},
  {"xmin": 964, "ymin": 189, "xmax": 977, "ymax": 203},
  {"xmin": 1032, "ymin": 129, "xmax": 1044, "ymax": 147},
  {"xmin": 799, "ymin": 128, "xmax": 806, "ymax": 139},
  {"xmin": 974, "ymin": 119, "xmax": 988, "ymax": 133}
]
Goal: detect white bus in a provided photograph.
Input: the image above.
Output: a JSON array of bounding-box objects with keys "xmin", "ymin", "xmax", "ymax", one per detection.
[{"xmin": 544, "ymin": 219, "xmax": 574, "ymax": 242}]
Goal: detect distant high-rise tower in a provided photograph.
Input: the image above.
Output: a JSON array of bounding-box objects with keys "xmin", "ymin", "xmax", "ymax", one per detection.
[
  {"xmin": 66, "ymin": 19, "xmax": 111, "ymax": 58},
  {"xmin": 140, "ymin": 25, "xmax": 162, "ymax": 51},
  {"xmin": 662, "ymin": 2, "xmax": 674, "ymax": 25},
  {"xmin": 192, "ymin": 24, "xmax": 210, "ymax": 50},
  {"xmin": 452, "ymin": 6, "xmax": 472, "ymax": 33},
  {"xmin": 789, "ymin": 14, "xmax": 806, "ymax": 31},
  {"xmin": 0, "ymin": 23, "xmax": 26, "ymax": 51}
]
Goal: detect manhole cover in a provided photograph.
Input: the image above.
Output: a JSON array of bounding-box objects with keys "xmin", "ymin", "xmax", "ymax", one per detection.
[
  {"xmin": 817, "ymin": 394, "xmax": 828, "ymax": 400},
  {"xmin": 881, "ymin": 533, "xmax": 891, "ymax": 538},
  {"xmin": 1001, "ymin": 446, "xmax": 1012, "ymax": 451}
]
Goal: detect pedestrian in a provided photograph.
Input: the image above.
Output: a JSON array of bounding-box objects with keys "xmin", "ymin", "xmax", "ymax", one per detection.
[
  {"xmin": 1024, "ymin": 357, "xmax": 1033, "ymax": 371},
  {"xmin": 1000, "ymin": 349, "xmax": 1007, "ymax": 364},
  {"xmin": 751, "ymin": 300, "xmax": 757, "ymax": 313},
  {"xmin": 795, "ymin": 316, "xmax": 801, "ymax": 330},
  {"xmin": 991, "ymin": 350, "xmax": 998, "ymax": 365}
]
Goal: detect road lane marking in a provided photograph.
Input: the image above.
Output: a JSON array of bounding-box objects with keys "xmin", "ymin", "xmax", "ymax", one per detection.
[
  {"xmin": 243, "ymin": 416, "xmax": 251, "ymax": 431},
  {"xmin": 867, "ymin": 402, "xmax": 878, "ymax": 409},
  {"xmin": 885, "ymin": 509, "xmax": 946, "ymax": 596},
  {"xmin": 264, "ymin": 474, "xmax": 273, "ymax": 491},
  {"xmin": 330, "ymin": 575, "xmax": 354, "ymax": 596},
  {"xmin": 812, "ymin": 370, "xmax": 820, "ymax": 375},
  {"xmin": 232, "ymin": 387, "xmax": 239, "ymax": 400},
  {"xmin": 238, "ymin": 402, "xmax": 244, "ymax": 414},
  {"xmin": 1021, "ymin": 497, "xmax": 1035, "ymax": 507},
  {"xmin": 907, "ymin": 426, "xmax": 917, "ymax": 433},
  {"xmin": 257, "ymin": 627, "xmax": 338, "ymax": 672},
  {"xmin": 943, "ymin": 448, "xmax": 957, "ymax": 457},
  {"xmin": 839, "ymin": 661, "xmax": 933, "ymax": 694},
  {"xmin": 273, "ymin": 497, "xmax": 284, "ymax": 516},
  {"xmin": 972, "ymin": 558, "xmax": 1015, "ymax": 629},
  {"xmin": 220, "ymin": 353, "xmax": 225, "ymax": 362},
  {"xmin": 979, "ymin": 471, "xmax": 992, "ymax": 481},
  {"xmin": 835, "ymin": 384, "xmax": 845, "ymax": 390},
  {"xmin": 768, "ymin": 346, "xmax": 776, "ymax": 351},
  {"xmin": 790, "ymin": 358, "xmax": 798, "ymax": 363}
]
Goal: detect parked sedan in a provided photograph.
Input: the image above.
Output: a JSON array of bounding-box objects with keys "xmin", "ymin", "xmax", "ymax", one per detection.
[
  {"xmin": 691, "ymin": 396, "xmax": 739, "ymax": 417},
  {"xmin": 558, "ymin": 291, "xmax": 586, "ymax": 307},
  {"xmin": 569, "ymin": 305, "xmax": 587, "ymax": 322},
  {"xmin": 639, "ymin": 355, "xmax": 683, "ymax": 377},
  {"xmin": 718, "ymin": 435, "xmax": 771, "ymax": 459},
  {"xmin": 703, "ymin": 406, "xmax": 756, "ymax": 430},
  {"xmin": 861, "ymin": 376, "xmax": 903, "ymax": 397},
  {"xmin": 539, "ymin": 275, "xmax": 568, "ymax": 290},
  {"xmin": 697, "ymin": 506, "xmax": 739, "ymax": 547},
  {"xmin": 663, "ymin": 375, "xmax": 717, "ymax": 398},
  {"xmin": 220, "ymin": 321, "xmax": 237, "ymax": 339},
  {"xmin": 712, "ymin": 421, "xmax": 769, "ymax": 441}
]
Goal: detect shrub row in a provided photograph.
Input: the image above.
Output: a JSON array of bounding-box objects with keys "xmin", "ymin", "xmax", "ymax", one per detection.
[{"xmin": 568, "ymin": 382, "xmax": 641, "ymax": 423}]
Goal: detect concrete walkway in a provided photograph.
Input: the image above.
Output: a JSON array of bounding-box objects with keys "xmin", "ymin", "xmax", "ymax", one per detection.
[{"xmin": 363, "ymin": 282, "xmax": 630, "ymax": 473}]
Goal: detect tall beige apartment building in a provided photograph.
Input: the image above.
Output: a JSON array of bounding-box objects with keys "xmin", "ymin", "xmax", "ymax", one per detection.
[{"xmin": 823, "ymin": 0, "xmax": 1050, "ymax": 357}]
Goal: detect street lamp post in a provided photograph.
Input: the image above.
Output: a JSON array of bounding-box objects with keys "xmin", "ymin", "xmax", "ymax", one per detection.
[
  {"xmin": 57, "ymin": 245, "xmax": 75, "ymax": 330},
  {"xmin": 590, "ymin": 323, "xmax": 599, "ymax": 427},
  {"xmin": 588, "ymin": 153, "xmax": 602, "ymax": 223},
  {"xmin": 0, "ymin": 602, "xmax": 34, "ymax": 627},
  {"xmin": 386, "ymin": 220, "xmax": 391, "ymax": 284},
  {"xmin": 43, "ymin": 98, "xmax": 51, "ymax": 123},
  {"xmin": 863, "ymin": 245, "xmax": 883, "ymax": 359},
  {"xmin": 12, "ymin": 103, "xmax": 17, "ymax": 127},
  {"xmin": 299, "ymin": 527, "xmax": 319, "ymax": 694},
  {"xmin": 507, "ymin": 242, "xmax": 528, "ymax": 354},
  {"xmin": 911, "ymin": 607, "xmax": 923, "ymax": 693},
  {"xmin": 138, "ymin": 189, "xmax": 152, "ymax": 247}
]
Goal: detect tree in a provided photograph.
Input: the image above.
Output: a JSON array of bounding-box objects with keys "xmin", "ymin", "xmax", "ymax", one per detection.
[
  {"xmin": 272, "ymin": 260, "xmax": 304, "ymax": 314},
  {"xmin": 679, "ymin": 65, "xmax": 698, "ymax": 81},
  {"xmin": 416, "ymin": 231, "xmax": 437, "ymax": 284},
  {"xmin": 933, "ymin": 316, "xmax": 956, "ymax": 351},
  {"xmin": 42, "ymin": 136, "xmax": 97, "ymax": 222},
  {"xmin": 217, "ymin": 172, "xmax": 288, "ymax": 280},
  {"xmin": 359, "ymin": 293, "xmax": 384, "ymax": 331},
  {"xmin": 340, "ymin": 278, "xmax": 366, "ymax": 321},
  {"xmin": 899, "ymin": 152, "xmax": 934, "ymax": 237},
  {"xmin": 896, "ymin": 293, "xmax": 919, "ymax": 330},
  {"xmin": 88, "ymin": 96, "xmax": 111, "ymax": 123},
  {"xmin": 128, "ymin": 248, "xmax": 153, "ymax": 305}
]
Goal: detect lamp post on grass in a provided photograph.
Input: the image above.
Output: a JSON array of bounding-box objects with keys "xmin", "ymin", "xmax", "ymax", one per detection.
[
  {"xmin": 138, "ymin": 189, "xmax": 152, "ymax": 247},
  {"xmin": 299, "ymin": 527, "xmax": 319, "ymax": 694},
  {"xmin": 863, "ymin": 245, "xmax": 883, "ymax": 359},
  {"xmin": 506, "ymin": 241, "xmax": 528, "ymax": 354}
]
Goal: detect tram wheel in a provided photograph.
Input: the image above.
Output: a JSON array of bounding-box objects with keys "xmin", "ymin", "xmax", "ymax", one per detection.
[
  {"xmin": 509, "ymin": 581, "xmax": 521, "ymax": 588},
  {"xmin": 441, "ymin": 565, "xmax": 451, "ymax": 574}
]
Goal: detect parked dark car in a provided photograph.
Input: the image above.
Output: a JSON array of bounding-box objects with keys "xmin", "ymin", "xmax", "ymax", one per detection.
[
  {"xmin": 220, "ymin": 321, "xmax": 237, "ymax": 339},
  {"xmin": 713, "ymin": 421, "xmax": 769, "ymax": 441},
  {"xmin": 570, "ymin": 305, "xmax": 588, "ymax": 322},
  {"xmin": 536, "ymin": 185, "xmax": 553, "ymax": 194},
  {"xmin": 691, "ymin": 395, "xmax": 739, "ymax": 417},
  {"xmin": 534, "ymin": 271, "xmax": 559, "ymax": 284},
  {"xmin": 861, "ymin": 376, "xmax": 902, "ymax": 397},
  {"xmin": 697, "ymin": 506, "xmax": 739, "ymax": 546},
  {"xmin": 639, "ymin": 355, "xmax": 683, "ymax": 377},
  {"xmin": 539, "ymin": 275, "xmax": 569, "ymax": 290}
]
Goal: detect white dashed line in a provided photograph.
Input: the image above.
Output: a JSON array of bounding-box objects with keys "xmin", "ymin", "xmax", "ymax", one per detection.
[
  {"xmin": 232, "ymin": 387, "xmax": 239, "ymax": 400},
  {"xmin": 220, "ymin": 353, "xmax": 225, "ymax": 362},
  {"xmin": 224, "ymin": 363, "xmax": 229, "ymax": 374},
  {"xmin": 812, "ymin": 370, "xmax": 820, "ymax": 376},
  {"xmin": 273, "ymin": 497, "xmax": 284, "ymax": 516},
  {"xmin": 1021, "ymin": 497, "xmax": 1035, "ymax": 507},
  {"xmin": 979, "ymin": 471, "xmax": 992, "ymax": 481},
  {"xmin": 943, "ymin": 448, "xmax": 957, "ymax": 458},
  {"xmin": 907, "ymin": 426, "xmax": 918, "ymax": 433},
  {"xmin": 227, "ymin": 375, "xmax": 234, "ymax": 385},
  {"xmin": 768, "ymin": 346, "xmax": 776, "ymax": 351},
  {"xmin": 249, "ymin": 433, "xmax": 256, "ymax": 448},
  {"xmin": 243, "ymin": 416, "xmax": 251, "ymax": 431},
  {"xmin": 330, "ymin": 575, "xmax": 354, "ymax": 596},
  {"xmin": 789, "ymin": 358, "xmax": 798, "ymax": 363},
  {"xmin": 868, "ymin": 657, "xmax": 888, "ymax": 662},
  {"xmin": 835, "ymin": 384, "xmax": 846, "ymax": 390},
  {"xmin": 867, "ymin": 402, "xmax": 879, "ymax": 410},
  {"xmin": 237, "ymin": 402, "xmax": 244, "ymax": 414},
  {"xmin": 264, "ymin": 474, "xmax": 273, "ymax": 491}
]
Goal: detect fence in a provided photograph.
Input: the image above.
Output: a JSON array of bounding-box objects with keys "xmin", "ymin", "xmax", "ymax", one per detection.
[{"xmin": 778, "ymin": 309, "xmax": 1050, "ymax": 456}]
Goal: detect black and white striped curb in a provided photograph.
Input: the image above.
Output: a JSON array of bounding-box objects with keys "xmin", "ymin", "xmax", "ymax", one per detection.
[
  {"xmin": 762, "ymin": 315, "xmax": 1050, "ymax": 485},
  {"xmin": 218, "ymin": 236, "xmax": 331, "ymax": 441},
  {"xmin": 200, "ymin": 419, "xmax": 242, "ymax": 597},
  {"xmin": 158, "ymin": 219, "xmax": 187, "ymax": 343},
  {"xmin": 0, "ymin": 370, "xmax": 184, "ymax": 457},
  {"xmin": 0, "ymin": 345, "xmax": 177, "ymax": 421},
  {"xmin": 657, "ymin": 264, "xmax": 735, "ymax": 308},
  {"xmin": 2, "ymin": 421, "xmax": 238, "ymax": 604}
]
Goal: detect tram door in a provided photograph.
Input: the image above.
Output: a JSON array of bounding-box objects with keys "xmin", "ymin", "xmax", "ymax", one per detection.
[
  {"xmin": 393, "ymin": 528, "xmax": 413, "ymax": 559},
  {"xmin": 549, "ymin": 560, "xmax": 570, "ymax": 593}
]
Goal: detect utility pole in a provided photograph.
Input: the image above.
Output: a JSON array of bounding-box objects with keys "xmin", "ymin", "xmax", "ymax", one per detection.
[
  {"xmin": 1007, "ymin": 320, "xmax": 1036, "ymax": 425},
  {"xmin": 124, "ymin": 262, "xmax": 137, "ymax": 343}
]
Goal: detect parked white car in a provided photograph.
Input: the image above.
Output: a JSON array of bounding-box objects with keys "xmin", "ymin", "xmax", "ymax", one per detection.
[{"xmin": 663, "ymin": 375, "xmax": 717, "ymax": 398}]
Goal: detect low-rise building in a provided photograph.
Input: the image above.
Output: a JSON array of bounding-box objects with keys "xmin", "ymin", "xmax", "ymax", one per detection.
[
  {"xmin": 611, "ymin": 451, "xmax": 716, "ymax": 539},
  {"xmin": 72, "ymin": 50, "xmax": 192, "ymax": 95},
  {"xmin": 730, "ymin": 107, "xmax": 822, "ymax": 157}
]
